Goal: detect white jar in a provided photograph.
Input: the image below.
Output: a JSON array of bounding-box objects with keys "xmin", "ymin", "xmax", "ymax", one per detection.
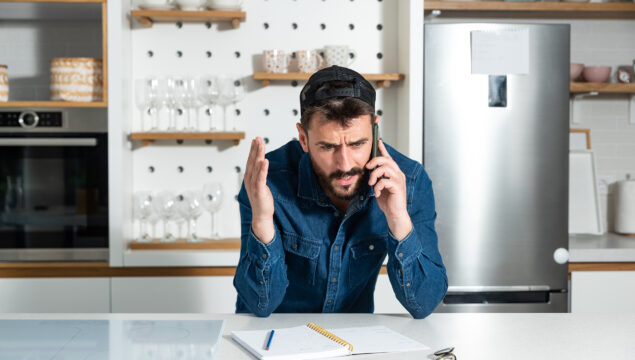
[
  {"xmin": 615, "ymin": 177, "xmax": 635, "ymax": 235},
  {"xmin": 0, "ymin": 65, "xmax": 8, "ymax": 102}
]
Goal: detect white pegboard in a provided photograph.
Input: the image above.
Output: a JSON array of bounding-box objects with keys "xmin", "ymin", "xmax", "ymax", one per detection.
[{"xmin": 129, "ymin": 0, "xmax": 402, "ymax": 240}]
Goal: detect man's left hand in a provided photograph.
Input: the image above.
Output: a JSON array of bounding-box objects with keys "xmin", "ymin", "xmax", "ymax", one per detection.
[{"xmin": 366, "ymin": 140, "xmax": 413, "ymax": 241}]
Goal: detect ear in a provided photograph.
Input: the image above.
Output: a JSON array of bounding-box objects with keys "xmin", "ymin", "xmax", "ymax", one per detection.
[{"xmin": 296, "ymin": 123, "xmax": 309, "ymax": 153}]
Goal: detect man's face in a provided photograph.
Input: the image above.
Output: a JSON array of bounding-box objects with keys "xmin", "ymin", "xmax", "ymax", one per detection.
[{"xmin": 297, "ymin": 114, "xmax": 373, "ymax": 201}]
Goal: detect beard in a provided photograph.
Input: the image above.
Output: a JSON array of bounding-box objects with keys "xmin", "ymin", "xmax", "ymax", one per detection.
[{"xmin": 309, "ymin": 153, "xmax": 367, "ymax": 201}]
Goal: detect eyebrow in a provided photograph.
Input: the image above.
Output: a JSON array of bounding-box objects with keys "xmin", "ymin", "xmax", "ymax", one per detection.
[{"xmin": 315, "ymin": 138, "xmax": 370, "ymax": 147}]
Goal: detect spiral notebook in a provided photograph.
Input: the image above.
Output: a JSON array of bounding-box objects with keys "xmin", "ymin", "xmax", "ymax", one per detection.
[{"xmin": 231, "ymin": 323, "xmax": 429, "ymax": 360}]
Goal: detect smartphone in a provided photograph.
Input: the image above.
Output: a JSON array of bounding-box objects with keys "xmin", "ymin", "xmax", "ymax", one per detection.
[{"xmin": 371, "ymin": 122, "xmax": 379, "ymax": 159}]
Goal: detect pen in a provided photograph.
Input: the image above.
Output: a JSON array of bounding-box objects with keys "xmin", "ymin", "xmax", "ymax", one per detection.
[{"xmin": 265, "ymin": 330, "xmax": 275, "ymax": 351}]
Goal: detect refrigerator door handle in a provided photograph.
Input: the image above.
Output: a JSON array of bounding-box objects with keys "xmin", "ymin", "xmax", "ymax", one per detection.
[{"xmin": 443, "ymin": 286, "xmax": 565, "ymax": 305}]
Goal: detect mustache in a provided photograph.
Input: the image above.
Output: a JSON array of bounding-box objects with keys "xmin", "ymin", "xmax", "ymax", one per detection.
[{"xmin": 329, "ymin": 167, "xmax": 364, "ymax": 180}]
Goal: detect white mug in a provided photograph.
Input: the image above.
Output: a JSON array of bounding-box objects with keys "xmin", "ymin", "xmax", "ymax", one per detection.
[
  {"xmin": 322, "ymin": 45, "xmax": 357, "ymax": 68},
  {"xmin": 0, "ymin": 65, "xmax": 8, "ymax": 102},
  {"xmin": 176, "ymin": 0, "xmax": 205, "ymax": 10},
  {"xmin": 296, "ymin": 50, "xmax": 324, "ymax": 73},
  {"xmin": 263, "ymin": 50, "xmax": 291, "ymax": 74}
]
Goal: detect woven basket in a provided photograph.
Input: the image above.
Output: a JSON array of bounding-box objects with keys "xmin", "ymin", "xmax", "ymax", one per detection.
[
  {"xmin": 50, "ymin": 58, "xmax": 103, "ymax": 102},
  {"xmin": 0, "ymin": 65, "xmax": 8, "ymax": 102}
]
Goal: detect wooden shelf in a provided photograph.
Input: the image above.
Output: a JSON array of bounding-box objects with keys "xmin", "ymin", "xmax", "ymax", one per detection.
[
  {"xmin": 253, "ymin": 72, "xmax": 405, "ymax": 88},
  {"xmin": 0, "ymin": 101, "xmax": 107, "ymax": 108},
  {"xmin": 131, "ymin": 9, "xmax": 246, "ymax": 28},
  {"xmin": 424, "ymin": 1, "xmax": 635, "ymax": 16},
  {"xmin": 129, "ymin": 238, "xmax": 241, "ymax": 251},
  {"xmin": 570, "ymin": 83, "xmax": 635, "ymax": 94},
  {"xmin": 130, "ymin": 131, "xmax": 246, "ymax": 146}
]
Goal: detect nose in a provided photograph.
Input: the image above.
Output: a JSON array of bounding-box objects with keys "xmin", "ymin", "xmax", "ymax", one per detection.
[{"xmin": 335, "ymin": 145, "xmax": 353, "ymax": 171}]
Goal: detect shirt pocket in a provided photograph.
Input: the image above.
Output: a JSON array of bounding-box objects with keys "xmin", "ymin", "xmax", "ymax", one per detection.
[
  {"xmin": 348, "ymin": 236, "xmax": 388, "ymax": 288},
  {"xmin": 281, "ymin": 231, "xmax": 321, "ymax": 286}
]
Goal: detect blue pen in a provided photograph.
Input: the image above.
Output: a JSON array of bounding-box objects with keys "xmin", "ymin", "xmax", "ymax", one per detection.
[{"xmin": 265, "ymin": 330, "xmax": 275, "ymax": 350}]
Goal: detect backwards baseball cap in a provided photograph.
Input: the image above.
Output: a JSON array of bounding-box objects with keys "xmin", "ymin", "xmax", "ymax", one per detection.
[{"xmin": 299, "ymin": 65, "xmax": 376, "ymax": 114}]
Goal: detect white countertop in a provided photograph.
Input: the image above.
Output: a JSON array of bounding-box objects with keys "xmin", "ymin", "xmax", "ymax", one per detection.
[
  {"xmin": 1, "ymin": 313, "xmax": 634, "ymax": 359},
  {"xmin": 569, "ymin": 233, "xmax": 635, "ymax": 262}
]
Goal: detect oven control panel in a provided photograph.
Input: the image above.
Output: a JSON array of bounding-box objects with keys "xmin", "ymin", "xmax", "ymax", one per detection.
[{"xmin": 0, "ymin": 111, "xmax": 62, "ymax": 128}]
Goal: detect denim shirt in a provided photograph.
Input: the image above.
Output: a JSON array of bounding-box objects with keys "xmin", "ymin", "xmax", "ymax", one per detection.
[{"xmin": 233, "ymin": 140, "xmax": 447, "ymax": 319}]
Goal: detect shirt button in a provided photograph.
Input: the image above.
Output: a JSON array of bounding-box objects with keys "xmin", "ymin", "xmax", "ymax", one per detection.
[
  {"xmin": 262, "ymin": 253, "xmax": 268, "ymax": 259},
  {"xmin": 259, "ymin": 281, "xmax": 264, "ymax": 285},
  {"xmin": 334, "ymin": 245, "xmax": 340, "ymax": 251},
  {"xmin": 398, "ymin": 252, "xmax": 403, "ymax": 258},
  {"xmin": 360, "ymin": 195, "xmax": 365, "ymax": 201},
  {"xmin": 291, "ymin": 244, "xmax": 298, "ymax": 250},
  {"xmin": 368, "ymin": 244, "xmax": 375, "ymax": 251},
  {"xmin": 406, "ymin": 282, "xmax": 411, "ymax": 287},
  {"xmin": 333, "ymin": 211, "xmax": 339, "ymax": 217},
  {"xmin": 331, "ymin": 277, "xmax": 337, "ymax": 283},
  {"xmin": 327, "ymin": 300, "xmax": 333, "ymax": 305}
]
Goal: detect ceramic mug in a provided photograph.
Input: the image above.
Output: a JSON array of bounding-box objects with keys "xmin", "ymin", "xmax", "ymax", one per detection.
[
  {"xmin": 176, "ymin": 0, "xmax": 205, "ymax": 10},
  {"xmin": 263, "ymin": 50, "xmax": 291, "ymax": 73},
  {"xmin": 0, "ymin": 65, "xmax": 8, "ymax": 102},
  {"xmin": 296, "ymin": 50, "xmax": 324, "ymax": 73},
  {"xmin": 322, "ymin": 45, "xmax": 357, "ymax": 68}
]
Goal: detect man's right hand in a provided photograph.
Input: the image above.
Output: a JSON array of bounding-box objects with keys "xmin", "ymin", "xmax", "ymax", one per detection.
[{"xmin": 244, "ymin": 137, "xmax": 275, "ymax": 244}]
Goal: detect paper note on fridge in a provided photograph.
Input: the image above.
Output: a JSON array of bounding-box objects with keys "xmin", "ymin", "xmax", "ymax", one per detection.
[{"xmin": 470, "ymin": 29, "xmax": 529, "ymax": 75}]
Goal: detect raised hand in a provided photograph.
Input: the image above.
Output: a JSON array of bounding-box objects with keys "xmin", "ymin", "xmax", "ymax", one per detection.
[
  {"xmin": 365, "ymin": 139, "xmax": 413, "ymax": 241},
  {"xmin": 243, "ymin": 137, "xmax": 275, "ymax": 243}
]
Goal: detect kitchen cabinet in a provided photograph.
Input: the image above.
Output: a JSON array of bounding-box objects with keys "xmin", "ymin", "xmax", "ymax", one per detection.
[
  {"xmin": 111, "ymin": 276, "xmax": 236, "ymax": 313},
  {"xmin": 0, "ymin": 278, "xmax": 110, "ymax": 313},
  {"xmin": 0, "ymin": 0, "xmax": 108, "ymax": 107},
  {"xmin": 571, "ymin": 271, "xmax": 635, "ymax": 313}
]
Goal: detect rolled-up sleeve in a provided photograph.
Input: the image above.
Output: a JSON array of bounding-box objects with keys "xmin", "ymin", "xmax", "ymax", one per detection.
[{"xmin": 386, "ymin": 166, "xmax": 448, "ymax": 319}]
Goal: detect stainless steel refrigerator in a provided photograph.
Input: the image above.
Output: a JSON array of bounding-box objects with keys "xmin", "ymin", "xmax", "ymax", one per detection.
[{"xmin": 424, "ymin": 23, "xmax": 570, "ymax": 312}]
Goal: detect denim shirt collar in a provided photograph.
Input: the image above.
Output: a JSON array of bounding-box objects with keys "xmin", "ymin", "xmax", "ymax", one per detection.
[{"xmin": 296, "ymin": 151, "xmax": 375, "ymax": 208}]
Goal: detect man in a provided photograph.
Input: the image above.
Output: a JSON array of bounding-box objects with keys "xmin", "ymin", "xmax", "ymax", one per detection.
[{"xmin": 233, "ymin": 65, "xmax": 447, "ymax": 319}]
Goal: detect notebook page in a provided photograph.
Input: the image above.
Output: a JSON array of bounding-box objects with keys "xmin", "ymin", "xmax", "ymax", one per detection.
[
  {"xmin": 231, "ymin": 325, "xmax": 351, "ymax": 360},
  {"xmin": 329, "ymin": 325, "xmax": 429, "ymax": 355}
]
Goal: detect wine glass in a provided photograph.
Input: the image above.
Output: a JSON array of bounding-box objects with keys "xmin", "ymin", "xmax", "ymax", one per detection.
[
  {"xmin": 176, "ymin": 190, "xmax": 204, "ymax": 242},
  {"xmin": 164, "ymin": 77, "xmax": 181, "ymax": 131},
  {"xmin": 153, "ymin": 191, "xmax": 179, "ymax": 242},
  {"xmin": 197, "ymin": 76, "xmax": 219, "ymax": 131},
  {"xmin": 229, "ymin": 79, "xmax": 245, "ymax": 131},
  {"xmin": 202, "ymin": 182, "xmax": 224, "ymax": 240},
  {"xmin": 135, "ymin": 79, "xmax": 150, "ymax": 131},
  {"xmin": 215, "ymin": 76, "xmax": 237, "ymax": 131},
  {"xmin": 133, "ymin": 191, "xmax": 153, "ymax": 242}
]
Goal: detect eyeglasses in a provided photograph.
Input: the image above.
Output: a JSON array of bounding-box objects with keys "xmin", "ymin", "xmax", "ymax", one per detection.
[{"xmin": 434, "ymin": 347, "xmax": 456, "ymax": 360}]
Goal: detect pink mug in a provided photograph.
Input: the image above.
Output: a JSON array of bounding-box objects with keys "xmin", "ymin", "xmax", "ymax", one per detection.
[
  {"xmin": 296, "ymin": 50, "xmax": 324, "ymax": 73},
  {"xmin": 263, "ymin": 50, "xmax": 291, "ymax": 74}
]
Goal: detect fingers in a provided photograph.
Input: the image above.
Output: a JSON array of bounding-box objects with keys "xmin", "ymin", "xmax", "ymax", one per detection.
[
  {"xmin": 366, "ymin": 155, "xmax": 397, "ymax": 171},
  {"xmin": 377, "ymin": 139, "xmax": 391, "ymax": 159},
  {"xmin": 256, "ymin": 159, "xmax": 269, "ymax": 191},
  {"xmin": 368, "ymin": 165, "xmax": 398, "ymax": 187},
  {"xmin": 245, "ymin": 137, "xmax": 267, "ymax": 195},
  {"xmin": 374, "ymin": 177, "xmax": 397, "ymax": 199}
]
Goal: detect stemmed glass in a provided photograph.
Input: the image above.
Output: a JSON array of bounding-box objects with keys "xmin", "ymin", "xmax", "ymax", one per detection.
[
  {"xmin": 216, "ymin": 76, "xmax": 238, "ymax": 131},
  {"xmin": 133, "ymin": 191, "xmax": 154, "ymax": 242},
  {"xmin": 135, "ymin": 78, "xmax": 163, "ymax": 131},
  {"xmin": 176, "ymin": 191, "xmax": 204, "ymax": 242},
  {"xmin": 173, "ymin": 77, "xmax": 199, "ymax": 131},
  {"xmin": 202, "ymin": 182, "xmax": 224, "ymax": 240},
  {"xmin": 164, "ymin": 77, "xmax": 181, "ymax": 131},
  {"xmin": 229, "ymin": 79, "xmax": 245, "ymax": 131},
  {"xmin": 153, "ymin": 191, "xmax": 180, "ymax": 242},
  {"xmin": 197, "ymin": 76, "xmax": 219, "ymax": 131}
]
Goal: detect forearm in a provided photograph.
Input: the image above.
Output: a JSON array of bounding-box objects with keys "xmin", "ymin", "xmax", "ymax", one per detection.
[
  {"xmin": 234, "ymin": 228, "xmax": 288, "ymax": 317},
  {"xmin": 386, "ymin": 225, "xmax": 448, "ymax": 319}
]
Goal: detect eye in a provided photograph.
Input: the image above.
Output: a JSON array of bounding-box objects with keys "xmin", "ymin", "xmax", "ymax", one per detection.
[{"xmin": 321, "ymin": 145, "xmax": 335, "ymax": 151}]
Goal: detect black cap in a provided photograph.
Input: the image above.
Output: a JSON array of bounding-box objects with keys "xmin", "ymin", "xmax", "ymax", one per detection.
[{"xmin": 299, "ymin": 65, "xmax": 375, "ymax": 114}]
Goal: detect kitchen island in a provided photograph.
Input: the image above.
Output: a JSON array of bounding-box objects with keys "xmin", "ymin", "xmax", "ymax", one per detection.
[{"xmin": 1, "ymin": 312, "xmax": 633, "ymax": 359}]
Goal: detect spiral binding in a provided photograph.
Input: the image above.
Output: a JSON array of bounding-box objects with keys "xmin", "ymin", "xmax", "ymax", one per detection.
[{"xmin": 306, "ymin": 322, "xmax": 354, "ymax": 352}]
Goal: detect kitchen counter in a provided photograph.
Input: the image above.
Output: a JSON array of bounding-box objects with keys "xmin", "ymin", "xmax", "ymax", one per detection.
[
  {"xmin": 569, "ymin": 233, "xmax": 635, "ymax": 263},
  {"xmin": 1, "ymin": 312, "xmax": 633, "ymax": 359}
]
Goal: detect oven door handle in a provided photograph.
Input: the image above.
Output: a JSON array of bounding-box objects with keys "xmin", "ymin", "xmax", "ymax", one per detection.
[{"xmin": 0, "ymin": 138, "xmax": 98, "ymax": 146}]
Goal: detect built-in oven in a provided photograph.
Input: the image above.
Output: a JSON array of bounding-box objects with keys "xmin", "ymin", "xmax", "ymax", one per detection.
[{"xmin": 0, "ymin": 110, "xmax": 108, "ymax": 261}]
